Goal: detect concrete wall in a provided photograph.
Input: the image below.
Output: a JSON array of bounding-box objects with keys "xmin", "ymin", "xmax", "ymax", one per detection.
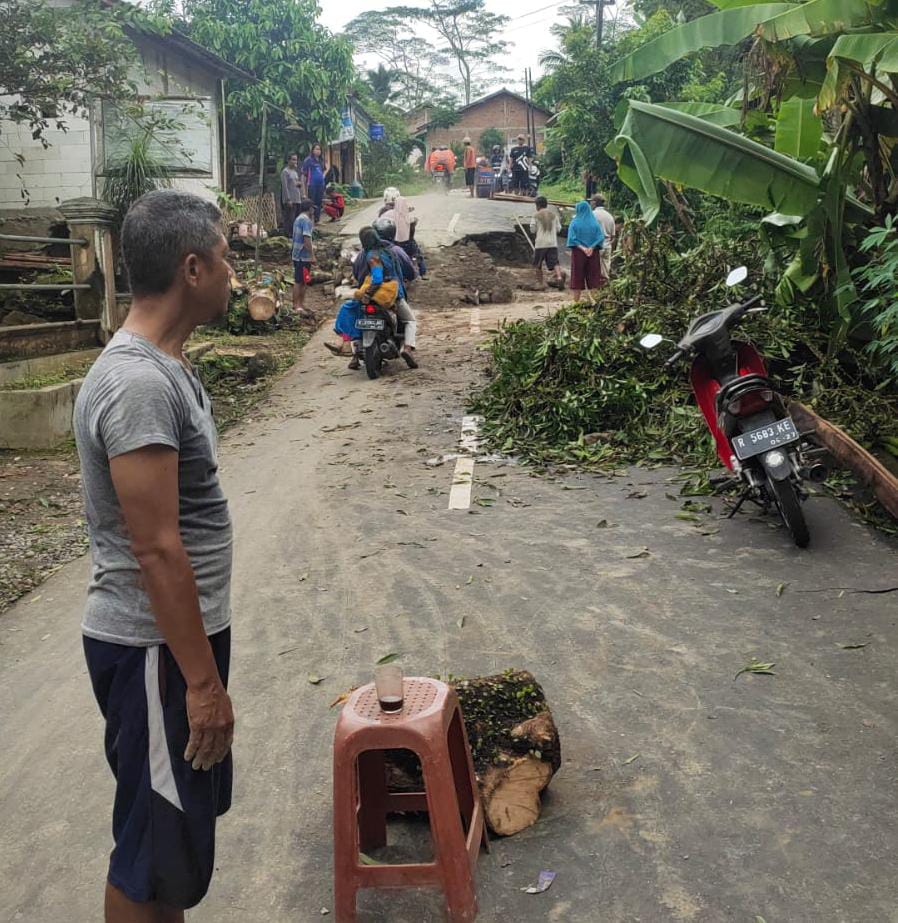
[
  {"xmin": 0, "ymin": 26, "xmax": 223, "ymax": 209},
  {"xmin": 0, "ymin": 321, "xmax": 102, "ymax": 361},
  {"xmin": 0, "ymin": 379, "xmax": 83, "ymax": 449},
  {"xmin": 426, "ymin": 95, "xmax": 551, "ymax": 155},
  {"xmin": 0, "ymin": 348, "xmax": 102, "ymax": 387}
]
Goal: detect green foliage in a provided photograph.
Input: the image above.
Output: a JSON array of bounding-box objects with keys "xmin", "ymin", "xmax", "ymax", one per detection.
[
  {"xmin": 102, "ymin": 137, "xmax": 170, "ymax": 224},
  {"xmin": 343, "ymin": 9, "xmax": 452, "ymax": 110},
  {"xmin": 0, "ymin": 0, "xmax": 139, "ymax": 198},
  {"xmin": 536, "ymin": 10, "xmax": 715, "ymax": 184},
  {"xmin": 366, "ymin": 65, "xmax": 398, "ymax": 105},
  {"xmin": 855, "ymin": 216, "xmax": 898, "ymax": 387},
  {"xmin": 351, "ymin": 82, "xmax": 419, "ymax": 197},
  {"xmin": 471, "ymin": 220, "xmax": 898, "ymax": 473},
  {"xmin": 478, "ymin": 127, "xmax": 504, "ymax": 154},
  {"xmin": 174, "ymin": 0, "xmax": 354, "ymax": 163},
  {"xmin": 401, "ymin": 0, "xmax": 510, "ymax": 105}
]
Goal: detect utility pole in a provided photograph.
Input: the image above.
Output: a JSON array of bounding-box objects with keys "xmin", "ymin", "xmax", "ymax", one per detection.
[{"xmin": 596, "ymin": 0, "xmax": 615, "ymax": 49}]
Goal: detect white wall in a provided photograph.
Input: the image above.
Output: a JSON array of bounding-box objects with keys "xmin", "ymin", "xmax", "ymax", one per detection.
[
  {"xmin": 0, "ymin": 28, "xmax": 224, "ymax": 210},
  {"xmin": 0, "ymin": 110, "xmax": 94, "ymax": 209}
]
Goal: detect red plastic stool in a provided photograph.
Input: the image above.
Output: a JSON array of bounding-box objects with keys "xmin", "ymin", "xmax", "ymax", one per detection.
[{"xmin": 333, "ymin": 677, "xmax": 489, "ymax": 922}]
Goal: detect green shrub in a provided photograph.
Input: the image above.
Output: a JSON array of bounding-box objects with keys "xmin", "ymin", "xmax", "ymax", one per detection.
[{"xmin": 854, "ymin": 216, "xmax": 898, "ymax": 387}]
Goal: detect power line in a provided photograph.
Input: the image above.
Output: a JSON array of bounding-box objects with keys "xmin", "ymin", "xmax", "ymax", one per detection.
[{"xmin": 506, "ymin": 0, "xmax": 569, "ymax": 24}]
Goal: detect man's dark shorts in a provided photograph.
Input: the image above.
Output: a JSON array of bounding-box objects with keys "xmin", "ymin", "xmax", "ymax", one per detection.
[
  {"xmin": 533, "ymin": 246, "xmax": 559, "ymax": 270},
  {"xmin": 293, "ymin": 260, "xmax": 313, "ymax": 286},
  {"xmin": 84, "ymin": 628, "xmax": 232, "ymax": 909},
  {"xmin": 465, "ymin": 167, "xmax": 476, "ymax": 186}
]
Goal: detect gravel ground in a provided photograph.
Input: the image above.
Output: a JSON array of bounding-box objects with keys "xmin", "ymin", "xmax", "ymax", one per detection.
[{"xmin": 0, "ymin": 451, "xmax": 87, "ymax": 613}]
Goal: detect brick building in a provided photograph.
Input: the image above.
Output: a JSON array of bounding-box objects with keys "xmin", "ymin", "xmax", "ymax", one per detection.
[{"xmin": 407, "ymin": 89, "xmax": 553, "ymax": 157}]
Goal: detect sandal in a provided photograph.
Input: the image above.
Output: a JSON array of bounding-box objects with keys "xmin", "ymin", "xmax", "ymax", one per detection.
[
  {"xmin": 401, "ymin": 349, "xmax": 419, "ymax": 369},
  {"xmin": 324, "ymin": 342, "xmax": 346, "ymax": 356},
  {"xmin": 348, "ymin": 355, "xmax": 360, "ymax": 370}
]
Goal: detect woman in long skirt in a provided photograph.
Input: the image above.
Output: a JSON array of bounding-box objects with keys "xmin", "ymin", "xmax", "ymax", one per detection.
[{"xmin": 567, "ymin": 200, "xmax": 605, "ymax": 302}]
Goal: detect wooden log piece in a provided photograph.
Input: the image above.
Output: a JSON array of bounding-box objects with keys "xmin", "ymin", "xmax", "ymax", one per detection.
[
  {"xmin": 247, "ymin": 286, "xmax": 277, "ymax": 321},
  {"xmin": 385, "ymin": 670, "xmax": 561, "ymax": 837},
  {"xmin": 789, "ymin": 400, "xmax": 898, "ymax": 519}
]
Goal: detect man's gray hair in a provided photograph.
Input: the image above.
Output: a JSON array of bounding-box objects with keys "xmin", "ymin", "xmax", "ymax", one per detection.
[{"xmin": 122, "ymin": 189, "xmax": 223, "ymax": 297}]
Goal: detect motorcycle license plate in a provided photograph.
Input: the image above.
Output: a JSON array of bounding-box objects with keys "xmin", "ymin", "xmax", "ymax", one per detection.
[
  {"xmin": 733, "ymin": 418, "xmax": 799, "ymax": 460},
  {"xmin": 356, "ymin": 317, "xmax": 385, "ymax": 331}
]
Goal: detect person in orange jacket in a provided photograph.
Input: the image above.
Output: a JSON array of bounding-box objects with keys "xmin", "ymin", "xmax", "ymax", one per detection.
[
  {"xmin": 462, "ymin": 136, "xmax": 477, "ymax": 197},
  {"xmin": 426, "ymin": 145, "xmax": 457, "ymax": 183}
]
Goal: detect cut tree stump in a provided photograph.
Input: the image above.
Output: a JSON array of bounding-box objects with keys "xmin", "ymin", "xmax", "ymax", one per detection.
[
  {"xmin": 385, "ymin": 670, "xmax": 561, "ymax": 836},
  {"xmin": 789, "ymin": 400, "xmax": 898, "ymax": 519}
]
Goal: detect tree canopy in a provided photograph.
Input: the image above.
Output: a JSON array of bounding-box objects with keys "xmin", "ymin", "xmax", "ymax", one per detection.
[
  {"xmin": 171, "ymin": 0, "xmax": 354, "ymax": 160},
  {"xmin": 0, "ymin": 0, "xmax": 137, "ymax": 157}
]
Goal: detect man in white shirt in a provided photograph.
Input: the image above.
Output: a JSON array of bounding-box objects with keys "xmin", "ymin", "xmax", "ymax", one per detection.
[
  {"xmin": 530, "ymin": 196, "xmax": 565, "ymax": 289},
  {"xmin": 592, "ymin": 195, "xmax": 617, "ymax": 280}
]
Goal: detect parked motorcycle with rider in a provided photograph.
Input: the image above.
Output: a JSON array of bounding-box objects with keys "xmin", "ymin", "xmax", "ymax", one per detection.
[
  {"xmin": 354, "ymin": 216, "xmax": 419, "ymax": 379},
  {"xmin": 640, "ymin": 266, "xmax": 826, "ymax": 547}
]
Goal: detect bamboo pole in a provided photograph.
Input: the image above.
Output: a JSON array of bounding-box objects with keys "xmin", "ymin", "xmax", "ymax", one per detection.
[{"xmin": 255, "ymin": 103, "xmax": 267, "ymax": 269}]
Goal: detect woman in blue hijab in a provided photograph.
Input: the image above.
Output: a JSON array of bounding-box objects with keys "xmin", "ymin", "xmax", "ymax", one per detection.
[{"xmin": 567, "ymin": 199, "xmax": 605, "ymax": 301}]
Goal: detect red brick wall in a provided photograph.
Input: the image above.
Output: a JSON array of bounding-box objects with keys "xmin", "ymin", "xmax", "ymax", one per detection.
[{"xmin": 426, "ymin": 95, "xmax": 551, "ymax": 155}]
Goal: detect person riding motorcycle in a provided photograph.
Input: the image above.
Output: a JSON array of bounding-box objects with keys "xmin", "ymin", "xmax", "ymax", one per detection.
[
  {"xmin": 362, "ymin": 216, "xmax": 418, "ymax": 367},
  {"xmin": 426, "ymin": 145, "xmax": 456, "ymax": 186}
]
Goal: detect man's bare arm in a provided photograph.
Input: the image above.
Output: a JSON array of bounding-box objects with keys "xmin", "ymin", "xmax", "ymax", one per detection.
[{"xmin": 110, "ymin": 445, "xmax": 234, "ymax": 771}]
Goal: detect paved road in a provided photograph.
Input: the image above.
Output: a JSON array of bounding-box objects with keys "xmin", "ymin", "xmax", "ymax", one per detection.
[
  {"xmin": 2, "ymin": 239, "xmax": 898, "ymax": 921},
  {"xmin": 343, "ymin": 190, "xmax": 532, "ymax": 247}
]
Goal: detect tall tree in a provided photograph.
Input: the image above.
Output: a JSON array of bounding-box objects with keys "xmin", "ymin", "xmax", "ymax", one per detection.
[
  {"xmin": 366, "ymin": 65, "xmax": 398, "ymax": 105},
  {"xmin": 344, "ymin": 9, "xmax": 452, "ymax": 110},
  {"xmin": 173, "ymin": 0, "xmax": 353, "ymax": 161},
  {"xmin": 394, "ymin": 0, "xmax": 510, "ymax": 105}
]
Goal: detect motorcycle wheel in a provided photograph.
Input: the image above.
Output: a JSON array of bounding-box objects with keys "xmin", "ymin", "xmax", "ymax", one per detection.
[
  {"xmin": 768, "ymin": 477, "xmax": 809, "ymax": 548},
  {"xmin": 364, "ymin": 343, "xmax": 382, "ymax": 380}
]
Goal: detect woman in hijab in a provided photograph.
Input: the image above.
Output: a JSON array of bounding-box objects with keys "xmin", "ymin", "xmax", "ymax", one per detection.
[
  {"xmin": 567, "ymin": 199, "xmax": 606, "ymax": 302},
  {"xmin": 327, "ymin": 227, "xmax": 404, "ymax": 369},
  {"xmin": 392, "ymin": 193, "xmax": 427, "ymax": 278}
]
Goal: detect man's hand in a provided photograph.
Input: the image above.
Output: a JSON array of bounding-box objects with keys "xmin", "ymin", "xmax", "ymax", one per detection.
[{"xmin": 184, "ymin": 678, "xmax": 235, "ymax": 771}]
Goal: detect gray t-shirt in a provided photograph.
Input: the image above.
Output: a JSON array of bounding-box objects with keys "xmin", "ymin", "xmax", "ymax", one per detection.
[
  {"xmin": 73, "ymin": 331, "xmax": 233, "ymax": 646},
  {"xmin": 281, "ymin": 166, "xmax": 301, "ymax": 205}
]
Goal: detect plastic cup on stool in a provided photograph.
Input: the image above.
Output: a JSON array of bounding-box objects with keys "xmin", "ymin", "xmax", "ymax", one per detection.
[{"xmin": 374, "ymin": 663, "xmax": 403, "ymax": 713}]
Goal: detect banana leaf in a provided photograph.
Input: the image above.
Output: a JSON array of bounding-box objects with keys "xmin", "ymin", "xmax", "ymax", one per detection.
[
  {"xmin": 775, "ymin": 96, "xmax": 823, "ymax": 159},
  {"xmin": 607, "ymin": 100, "xmax": 821, "ymax": 223},
  {"xmin": 819, "ymin": 32, "xmax": 898, "ymax": 109},
  {"xmin": 757, "ymin": 0, "xmax": 894, "ymax": 44},
  {"xmin": 709, "ymin": 0, "xmax": 796, "ymax": 7},
  {"xmin": 656, "ymin": 101, "xmax": 743, "ymax": 126},
  {"xmin": 609, "ymin": 4, "xmax": 795, "ymax": 83}
]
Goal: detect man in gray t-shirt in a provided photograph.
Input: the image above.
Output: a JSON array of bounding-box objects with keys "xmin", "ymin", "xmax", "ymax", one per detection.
[
  {"xmin": 74, "ymin": 190, "xmax": 236, "ymax": 922},
  {"xmin": 280, "ymin": 152, "xmax": 301, "ymax": 234}
]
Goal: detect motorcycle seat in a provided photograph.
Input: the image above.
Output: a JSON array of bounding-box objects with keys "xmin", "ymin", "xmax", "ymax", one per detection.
[{"xmin": 715, "ymin": 373, "xmax": 774, "ymax": 412}]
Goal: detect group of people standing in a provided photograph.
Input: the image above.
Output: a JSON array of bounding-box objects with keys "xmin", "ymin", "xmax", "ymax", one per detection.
[
  {"xmin": 280, "ymin": 143, "xmax": 343, "ymax": 233},
  {"xmin": 531, "ymin": 193, "xmax": 617, "ymax": 299}
]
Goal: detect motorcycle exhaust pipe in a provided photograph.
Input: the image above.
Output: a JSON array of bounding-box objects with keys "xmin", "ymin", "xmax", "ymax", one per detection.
[
  {"xmin": 808, "ymin": 462, "xmax": 828, "ymax": 482},
  {"xmin": 802, "ymin": 462, "xmax": 828, "ymax": 482}
]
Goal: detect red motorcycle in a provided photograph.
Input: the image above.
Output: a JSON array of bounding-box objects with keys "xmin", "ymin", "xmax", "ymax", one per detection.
[{"xmin": 641, "ymin": 268, "xmax": 825, "ymax": 547}]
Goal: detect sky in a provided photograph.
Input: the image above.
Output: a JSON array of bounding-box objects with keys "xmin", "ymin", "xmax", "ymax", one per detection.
[{"xmin": 317, "ymin": 0, "xmax": 620, "ymax": 96}]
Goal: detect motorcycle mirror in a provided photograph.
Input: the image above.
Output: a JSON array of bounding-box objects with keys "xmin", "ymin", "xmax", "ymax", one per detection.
[
  {"xmin": 725, "ymin": 266, "xmax": 748, "ymax": 287},
  {"xmin": 639, "ymin": 333, "xmax": 664, "ymax": 350}
]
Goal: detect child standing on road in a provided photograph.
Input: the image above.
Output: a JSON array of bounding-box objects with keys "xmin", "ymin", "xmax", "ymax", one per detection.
[
  {"xmin": 291, "ymin": 198, "xmax": 315, "ymax": 314},
  {"xmin": 530, "ymin": 196, "xmax": 565, "ymax": 290}
]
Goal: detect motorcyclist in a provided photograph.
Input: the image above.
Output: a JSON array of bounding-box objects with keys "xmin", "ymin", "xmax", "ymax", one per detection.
[
  {"xmin": 359, "ymin": 216, "xmax": 419, "ymax": 367},
  {"xmin": 426, "ymin": 145, "xmax": 456, "ymax": 187}
]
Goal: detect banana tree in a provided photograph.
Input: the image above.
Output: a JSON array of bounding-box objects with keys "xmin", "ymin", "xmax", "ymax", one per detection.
[
  {"xmin": 606, "ymin": 0, "xmax": 898, "ymax": 343},
  {"xmin": 607, "ymin": 100, "xmax": 872, "ymax": 341}
]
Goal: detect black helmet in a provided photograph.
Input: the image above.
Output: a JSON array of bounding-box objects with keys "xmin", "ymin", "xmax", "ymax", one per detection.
[{"xmin": 372, "ymin": 215, "xmax": 396, "ymax": 242}]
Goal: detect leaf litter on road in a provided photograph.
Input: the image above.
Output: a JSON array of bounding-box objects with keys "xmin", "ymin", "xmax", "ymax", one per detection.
[{"xmin": 734, "ymin": 658, "xmax": 776, "ymax": 680}]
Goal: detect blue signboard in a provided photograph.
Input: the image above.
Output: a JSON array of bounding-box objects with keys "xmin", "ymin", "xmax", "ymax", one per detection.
[{"xmin": 370, "ymin": 123, "xmax": 385, "ymax": 142}]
